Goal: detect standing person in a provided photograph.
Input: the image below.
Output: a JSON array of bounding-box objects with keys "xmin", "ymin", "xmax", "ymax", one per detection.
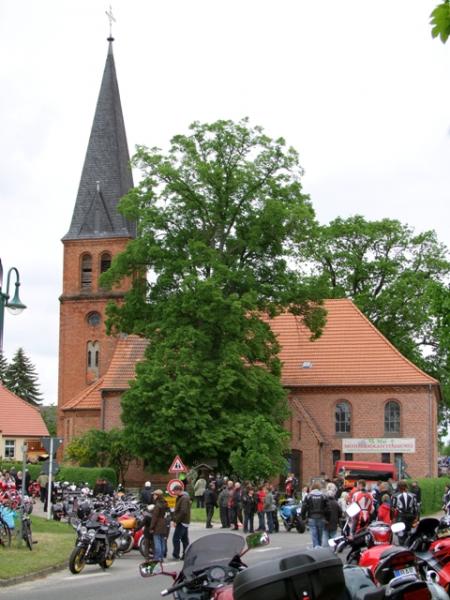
[
  {"xmin": 352, "ymin": 480, "xmax": 374, "ymax": 532},
  {"xmin": 150, "ymin": 490, "xmax": 169, "ymax": 562},
  {"xmin": 272, "ymin": 486, "xmax": 280, "ymax": 533},
  {"xmin": 285, "ymin": 473, "xmax": 298, "ymax": 499},
  {"xmin": 242, "ymin": 486, "xmax": 257, "ymax": 533},
  {"xmin": 256, "ymin": 484, "xmax": 266, "ymax": 531},
  {"xmin": 377, "ymin": 494, "xmax": 392, "ymax": 524},
  {"xmin": 264, "ymin": 484, "xmax": 276, "ymax": 534},
  {"xmin": 218, "ymin": 482, "xmax": 230, "ymax": 528},
  {"xmin": 204, "ymin": 482, "xmax": 217, "ymax": 528},
  {"xmin": 391, "ymin": 480, "xmax": 418, "ymax": 541},
  {"xmin": 37, "ymin": 471, "xmax": 49, "ymax": 503},
  {"xmin": 172, "ymin": 484, "xmax": 191, "ymax": 560},
  {"xmin": 301, "ymin": 482, "xmax": 330, "ymax": 548},
  {"xmin": 140, "ymin": 481, "xmax": 153, "ymax": 505},
  {"xmin": 410, "ymin": 481, "xmax": 422, "ymax": 517},
  {"xmin": 194, "ymin": 475, "xmax": 207, "ymax": 508},
  {"xmin": 322, "ymin": 489, "xmax": 342, "ymax": 546},
  {"xmin": 229, "ymin": 482, "xmax": 242, "ymax": 530}
]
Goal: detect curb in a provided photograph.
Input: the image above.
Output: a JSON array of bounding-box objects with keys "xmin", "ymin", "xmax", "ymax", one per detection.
[{"xmin": 0, "ymin": 561, "xmax": 68, "ymax": 588}]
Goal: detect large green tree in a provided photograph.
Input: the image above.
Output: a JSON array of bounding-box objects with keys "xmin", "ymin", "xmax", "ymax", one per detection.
[
  {"xmin": 4, "ymin": 347, "xmax": 43, "ymax": 406},
  {"xmin": 300, "ymin": 215, "xmax": 450, "ymax": 412},
  {"xmin": 0, "ymin": 352, "xmax": 8, "ymax": 384},
  {"xmin": 102, "ymin": 119, "xmax": 326, "ymax": 472},
  {"xmin": 431, "ymin": 1, "xmax": 450, "ymax": 43}
]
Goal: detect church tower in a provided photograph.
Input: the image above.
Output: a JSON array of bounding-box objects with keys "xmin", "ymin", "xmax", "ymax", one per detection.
[{"xmin": 57, "ymin": 36, "xmax": 135, "ymax": 438}]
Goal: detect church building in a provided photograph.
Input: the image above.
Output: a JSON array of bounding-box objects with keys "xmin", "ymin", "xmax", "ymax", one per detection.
[{"xmin": 57, "ymin": 37, "xmax": 440, "ymax": 485}]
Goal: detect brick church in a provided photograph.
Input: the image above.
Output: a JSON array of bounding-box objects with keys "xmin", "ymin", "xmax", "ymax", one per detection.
[{"xmin": 57, "ymin": 38, "xmax": 441, "ymax": 485}]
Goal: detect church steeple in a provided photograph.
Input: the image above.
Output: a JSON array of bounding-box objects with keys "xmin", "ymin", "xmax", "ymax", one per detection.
[{"xmin": 63, "ymin": 39, "xmax": 135, "ymax": 240}]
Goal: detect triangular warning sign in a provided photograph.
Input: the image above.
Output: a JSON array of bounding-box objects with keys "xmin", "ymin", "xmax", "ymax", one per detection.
[{"xmin": 168, "ymin": 454, "xmax": 187, "ymax": 473}]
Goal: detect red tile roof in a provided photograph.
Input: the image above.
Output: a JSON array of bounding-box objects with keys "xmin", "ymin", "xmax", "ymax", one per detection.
[
  {"xmin": 62, "ymin": 377, "xmax": 104, "ymax": 411},
  {"xmin": 0, "ymin": 385, "xmax": 49, "ymax": 436},
  {"xmin": 271, "ymin": 298, "xmax": 438, "ymax": 387},
  {"xmin": 101, "ymin": 335, "xmax": 147, "ymax": 390},
  {"xmin": 63, "ymin": 300, "xmax": 437, "ymax": 412},
  {"xmin": 63, "ymin": 335, "xmax": 147, "ymax": 411}
]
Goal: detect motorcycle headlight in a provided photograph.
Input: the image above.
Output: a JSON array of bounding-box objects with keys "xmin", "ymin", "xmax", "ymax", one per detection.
[
  {"xmin": 88, "ymin": 529, "xmax": 96, "ymax": 538},
  {"xmin": 79, "ymin": 526, "xmax": 88, "ymax": 535}
]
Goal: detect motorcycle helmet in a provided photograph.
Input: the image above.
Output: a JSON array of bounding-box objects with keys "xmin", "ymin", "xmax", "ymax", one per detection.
[
  {"xmin": 368, "ymin": 521, "xmax": 392, "ymax": 545},
  {"xmin": 77, "ymin": 500, "xmax": 91, "ymax": 520},
  {"xmin": 437, "ymin": 516, "xmax": 450, "ymax": 539}
]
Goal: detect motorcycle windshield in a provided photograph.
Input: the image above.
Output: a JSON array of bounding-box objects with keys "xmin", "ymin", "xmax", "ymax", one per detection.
[{"xmin": 182, "ymin": 533, "xmax": 245, "ymax": 577}]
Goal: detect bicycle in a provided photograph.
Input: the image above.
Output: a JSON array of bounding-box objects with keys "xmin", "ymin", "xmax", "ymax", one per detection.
[
  {"xmin": 19, "ymin": 496, "xmax": 34, "ymax": 551},
  {"xmin": 0, "ymin": 514, "xmax": 12, "ymax": 547}
]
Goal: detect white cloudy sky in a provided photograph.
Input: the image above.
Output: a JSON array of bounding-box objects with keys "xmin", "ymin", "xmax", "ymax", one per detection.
[{"xmin": 0, "ymin": 0, "xmax": 449, "ymax": 406}]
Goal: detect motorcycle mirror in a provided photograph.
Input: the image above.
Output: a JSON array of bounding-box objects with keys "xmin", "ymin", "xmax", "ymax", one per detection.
[
  {"xmin": 245, "ymin": 531, "xmax": 270, "ymax": 549},
  {"xmin": 346, "ymin": 502, "xmax": 361, "ymax": 518},
  {"xmin": 391, "ymin": 522, "xmax": 406, "ymax": 533},
  {"xmin": 139, "ymin": 561, "xmax": 163, "ymax": 578}
]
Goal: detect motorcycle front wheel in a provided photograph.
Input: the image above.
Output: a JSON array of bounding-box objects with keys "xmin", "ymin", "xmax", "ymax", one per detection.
[
  {"xmin": 100, "ymin": 542, "xmax": 117, "ymax": 569},
  {"xmin": 69, "ymin": 547, "xmax": 86, "ymax": 574},
  {"xmin": 139, "ymin": 535, "xmax": 153, "ymax": 558}
]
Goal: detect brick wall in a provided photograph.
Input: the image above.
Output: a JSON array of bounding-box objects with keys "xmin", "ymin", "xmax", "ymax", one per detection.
[
  {"xmin": 58, "ymin": 238, "xmax": 132, "ymax": 411},
  {"xmin": 289, "ymin": 384, "xmax": 439, "ymax": 485}
]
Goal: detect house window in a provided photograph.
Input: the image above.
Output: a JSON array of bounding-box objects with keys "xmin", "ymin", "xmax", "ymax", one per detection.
[
  {"xmin": 81, "ymin": 254, "xmax": 92, "ymax": 289},
  {"xmin": 4, "ymin": 440, "xmax": 15, "ymax": 459},
  {"xmin": 344, "ymin": 453, "xmax": 353, "ymax": 461},
  {"xmin": 385, "ymin": 400, "xmax": 400, "ymax": 434},
  {"xmin": 297, "ymin": 420, "xmax": 301, "ymax": 440},
  {"xmin": 381, "ymin": 452, "xmax": 391, "ymax": 463},
  {"xmin": 335, "ymin": 401, "xmax": 351, "ymax": 434},
  {"xmin": 100, "ymin": 252, "xmax": 112, "ymax": 274}
]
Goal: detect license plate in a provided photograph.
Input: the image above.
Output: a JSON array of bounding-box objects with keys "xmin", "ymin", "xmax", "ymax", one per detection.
[{"xmin": 394, "ymin": 566, "xmax": 416, "ymax": 577}]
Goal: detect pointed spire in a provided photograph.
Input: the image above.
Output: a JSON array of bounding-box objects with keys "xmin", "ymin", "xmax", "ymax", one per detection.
[{"xmin": 64, "ymin": 38, "xmax": 135, "ymax": 241}]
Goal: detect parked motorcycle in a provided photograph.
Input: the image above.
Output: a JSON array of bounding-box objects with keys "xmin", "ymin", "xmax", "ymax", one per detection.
[
  {"xmin": 407, "ymin": 517, "xmax": 450, "ymax": 591},
  {"xmin": 69, "ymin": 512, "xmax": 123, "ymax": 574},
  {"xmin": 139, "ymin": 531, "xmax": 269, "ymax": 599},
  {"xmin": 278, "ymin": 498, "xmax": 306, "ymax": 533},
  {"xmin": 329, "ymin": 514, "xmax": 448, "ymax": 598}
]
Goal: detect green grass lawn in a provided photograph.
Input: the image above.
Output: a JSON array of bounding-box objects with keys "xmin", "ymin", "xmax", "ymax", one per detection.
[
  {"xmin": 0, "ymin": 515, "xmax": 75, "ymax": 580},
  {"xmin": 190, "ymin": 507, "xmax": 220, "ymax": 523}
]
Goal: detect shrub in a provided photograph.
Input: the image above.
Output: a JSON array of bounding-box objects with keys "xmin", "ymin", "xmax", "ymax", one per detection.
[
  {"xmin": 0, "ymin": 463, "xmax": 117, "ymax": 488},
  {"xmin": 417, "ymin": 477, "xmax": 450, "ymax": 515},
  {"xmin": 56, "ymin": 466, "xmax": 117, "ymax": 488}
]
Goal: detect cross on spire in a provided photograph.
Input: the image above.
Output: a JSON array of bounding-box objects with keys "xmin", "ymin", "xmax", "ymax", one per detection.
[{"xmin": 105, "ymin": 5, "xmax": 116, "ymax": 41}]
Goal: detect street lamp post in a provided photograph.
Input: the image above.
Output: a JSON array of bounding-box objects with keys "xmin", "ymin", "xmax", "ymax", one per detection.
[{"xmin": 0, "ymin": 258, "xmax": 27, "ymax": 353}]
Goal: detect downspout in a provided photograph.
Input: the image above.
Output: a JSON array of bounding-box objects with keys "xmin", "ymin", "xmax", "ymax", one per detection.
[{"xmin": 428, "ymin": 384, "xmax": 433, "ymax": 477}]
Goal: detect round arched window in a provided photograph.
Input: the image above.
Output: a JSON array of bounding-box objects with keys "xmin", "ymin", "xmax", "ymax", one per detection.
[{"xmin": 87, "ymin": 311, "xmax": 101, "ymax": 327}]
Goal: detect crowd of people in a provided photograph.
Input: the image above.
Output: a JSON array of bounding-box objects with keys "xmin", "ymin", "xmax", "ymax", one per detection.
[
  {"xmin": 300, "ymin": 476, "xmax": 422, "ymax": 548},
  {"xmin": 0, "ymin": 468, "xmax": 31, "ymax": 492}
]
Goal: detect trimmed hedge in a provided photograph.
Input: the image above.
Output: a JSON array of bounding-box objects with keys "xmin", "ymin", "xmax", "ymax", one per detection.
[
  {"xmin": 0, "ymin": 463, "xmax": 117, "ymax": 488},
  {"xmin": 0, "ymin": 462, "xmax": 41, "ymax": 480},
  {"xmin": 56, "ymin": 466, "xmax": 117, "ymax": 488},
  {"xmin": 417, "ymin": 477, "xmax": 450, "ymax": 515}
]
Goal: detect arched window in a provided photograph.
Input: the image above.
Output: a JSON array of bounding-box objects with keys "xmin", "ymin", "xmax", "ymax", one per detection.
[
  {"xmin": 385, "ymin": 400, "xmax": 400, "ymax": 434},
  {"xmin": 335, "ymin": 401, "xmax": 351, "ymax": 434},
  {"xmin": 87, "ymin": 341, "xmax": 100, "ymax": 380},
  {"xmin": 81, "ymin": 254, "xmax": 92, "ymax": 289},
  {"xmin": 100, "ymin": 252, "xmax": 111, "ymax": 274}
]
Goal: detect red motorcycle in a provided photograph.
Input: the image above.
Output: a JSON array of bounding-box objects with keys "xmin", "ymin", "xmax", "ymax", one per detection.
[
  {"xmin": 407, "ymin": 517, "xmax": 450, "ymax": 592},
  {"xmin": 330, "ymin": 518, "xmax": 448, "ymax": 599},
  {"xmin": 139, "ymin": 532, "xmax": 269, "ymax": 599}
]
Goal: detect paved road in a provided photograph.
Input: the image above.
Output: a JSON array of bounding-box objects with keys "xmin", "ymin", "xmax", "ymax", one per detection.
[{"xmin": 0, "ymin": 525, "xmax": 313, "ymax": 600}]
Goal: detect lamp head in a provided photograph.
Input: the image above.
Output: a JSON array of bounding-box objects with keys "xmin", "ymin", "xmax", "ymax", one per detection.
[{"xmin": 6, "ymin": 282, "xmax": 26, "ymax": 315}]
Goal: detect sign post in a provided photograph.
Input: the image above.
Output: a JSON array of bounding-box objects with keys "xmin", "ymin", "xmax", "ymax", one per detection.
[
  {"xmin": 41, "ymin": 437, "xmax": 63, "ymax": 520},
  {"xmin": 20, "ymin": 443, "xmax": 28, "ymax": 541}
]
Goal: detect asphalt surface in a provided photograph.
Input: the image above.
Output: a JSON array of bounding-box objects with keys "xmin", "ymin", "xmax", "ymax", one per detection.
[{"xmin": 0, "ymin": 523, "xmax": 313, "ymax": 600}]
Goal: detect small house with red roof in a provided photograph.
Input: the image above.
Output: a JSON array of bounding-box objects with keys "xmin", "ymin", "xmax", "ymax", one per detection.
[{"xmin": 0, "ymin": 384, "xmax": 49, "ymax": 462}]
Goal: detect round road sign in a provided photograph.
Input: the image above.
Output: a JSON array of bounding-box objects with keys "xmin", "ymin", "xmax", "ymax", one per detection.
[{"xmin": 167, "ymin": 479, "xmax": 184, "ymax": 497}]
